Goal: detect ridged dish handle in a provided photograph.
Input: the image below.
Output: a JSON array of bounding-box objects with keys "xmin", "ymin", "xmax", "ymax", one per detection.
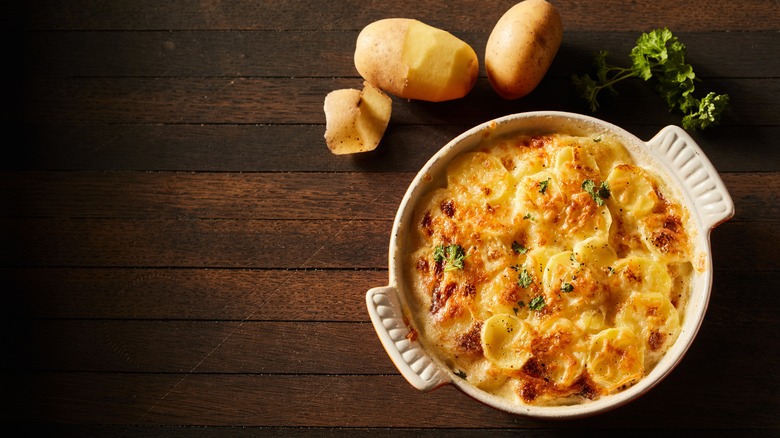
[
  {"xmin": 645, "ymin": 125, "xmax": 735, "ymax": 230},
  {"xmin": 366, "ymin": 285, "xmax": 450, "ymax": 391}
]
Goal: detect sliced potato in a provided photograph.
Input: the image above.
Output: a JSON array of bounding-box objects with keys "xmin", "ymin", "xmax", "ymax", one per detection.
[
  {"xmin": 586, "ymin": 327, "xmax": 644, "ymax": 393},
  {"xmin": 481, "ymin": 314, "xmax": 535, "ymax": 370},
  {"xmin": 606, "ymin": 164, "xmax": 660, "ymax": 218},
  {"xmin": 323, "ymin": 81, "xmax": 392, "ymax": 155}
]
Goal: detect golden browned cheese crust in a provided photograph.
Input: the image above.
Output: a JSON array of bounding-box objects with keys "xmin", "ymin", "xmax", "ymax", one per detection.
[{"xmin": 406, "ymin": 133, "xmax": 695, "ymax": 406}]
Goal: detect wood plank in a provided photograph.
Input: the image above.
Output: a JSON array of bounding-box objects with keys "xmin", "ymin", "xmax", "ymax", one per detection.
[
  {"xmin": 2, "ymin": 171, "xmax": 775, "ymax": 221},
  {"xmin": 16, "ymin": 368, "xmax": 779, "ymax": 427},
  {"xmin": 23, "ymin": 321, "xmax": 396, "ymax": 374},
  {"xmin": 14, "ymin": 0, "xmax": 780, "ymax": 32},
  {"xmin": 22, "ymin": 31, "xmax": 778, "ymax": 79},
  {"xmin": 0, "ymin": 171, "xmax": 413, "ymax": 220},
  {"xmin": 18, "ymin": 77, "xmax": 778, "ymax": 126},
  {"xmin": 8, "ymin": 124, "xmax": 780, "ymax": 173},
  {"xmin": 0, "ymin": 218, "xmax": 393, "ymax": 269},
  {"xmin": 1, "ymin": 219, "xmax": 777, "ymax": 270},
  {"xmin": 5, "ymin": 268, "xmax": 387, "ymax": 320}
]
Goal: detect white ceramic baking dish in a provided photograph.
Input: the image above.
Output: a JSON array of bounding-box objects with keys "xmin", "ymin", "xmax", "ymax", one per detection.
[{"xmin": 366, "ymin": 111, "xmax": 734, "ymax": 418}]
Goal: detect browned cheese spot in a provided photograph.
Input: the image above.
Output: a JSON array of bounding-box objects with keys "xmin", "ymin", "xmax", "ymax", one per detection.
[
  {"xmin": 456, "ymin": 321, "xmax": 484, "ymax": 356},
  {"xmin": 440, "ymin": 199, "xmax": 456, "ymax": 218},
  {"xmin": 430, "ymin": 282, "xmax": 457, "ymax": 314},
  {"xmin": 648, "ymin": 330, "xmax": 666, "ymax": 351},
  {"xmin": 421, "ymin": 211, "xmax": 433, "ymax": 236}
]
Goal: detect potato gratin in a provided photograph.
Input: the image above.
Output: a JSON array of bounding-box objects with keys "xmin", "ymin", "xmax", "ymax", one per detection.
[{"xmin": 406, "ymin": 132, "xmax": 696, "ymax": 406}]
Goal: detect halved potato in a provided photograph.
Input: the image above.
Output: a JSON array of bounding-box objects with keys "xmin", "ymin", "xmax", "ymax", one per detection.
[
  {"xmin": 354, "ymin": 18, "xmax": 479, "ymax": 102},
  {"xmin": 323, "ymin": 81, "xmax": 392, "ymax": 154}
]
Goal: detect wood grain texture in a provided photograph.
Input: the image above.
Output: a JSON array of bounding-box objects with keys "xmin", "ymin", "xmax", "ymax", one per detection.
[
  {"xmin": 16, "ymin": 370, "xmax": 780, "ymax": 427},
  {"xmin": 4, "ymin": 268, "xmax": 384, "ymax": 321},
  {"xmin": 13, "ymin": 0, "xmax": 780, "ymax": 31},
  {"xmin": 1, "ymin": 218, "xmax": 394, "ymax": 268},
  {"xmin": 0, "ymin": 172, "xmax": 413, "ymax": 220},
  {"xmin": 4, "ymin": 0, "xmax": 779, "ymax": 433},
  {"xmin": 22, "ymin": 31, "xmax": 779, "ymax": 78},
  {"xmin": 8, "ymin": 124, "xmax": 780, "ymax": 172},
  {"xmin": 19, "ymin": 76, "xmax": 779, "ymax": 126}
]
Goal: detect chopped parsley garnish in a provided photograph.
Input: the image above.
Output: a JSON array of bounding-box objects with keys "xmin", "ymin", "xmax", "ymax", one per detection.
[
  {"xmin": 528, "ymin": 295, "xmax": 546, "ymax": 311},
  {"xmin": 539, "ymin": 178, "xmax": 550, "ymax": 194},
  {"xmin": 512, "ymin": 241, "xmax": 528, "ymax": 255},
  {"xmin": 523, "ymin": 213, "xmax": 534, "ymax": 221},
  {"xmin": 582, "ymin": 179, "xmax": 611, "ymax": 206},
  {"xmin": 561, "ymin": 282, "xmax": 574, "ymax": 293},
  {"xmin": 517, "ymin": 267, "xmax": 533, "ymax": 288},
  {"xmin": 433, "ymin": 245, "xmax": 446, "ymax": 263},
  {"xmin": 433, "ymin": 244, "xmax": 467, "ymax": 272}
]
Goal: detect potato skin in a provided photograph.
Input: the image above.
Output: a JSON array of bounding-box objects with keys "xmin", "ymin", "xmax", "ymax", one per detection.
[
  {"xmin": 354, "ymin": 18, "xmax": 478, "ymax": 102},
  {"xmin": 485, "ymin": 0, "xmax": 563, "ymax": 100},
  {"xmin": 354, "ymin": 19, "xmax": 411, "ymax": 99},
  {"xmin": 323, "ymin": 82, "xmax": 392, "ymax": 155}
]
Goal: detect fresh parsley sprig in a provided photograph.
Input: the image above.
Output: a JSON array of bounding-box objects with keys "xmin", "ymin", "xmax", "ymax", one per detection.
[{"xmin": 571, "ymin": 28, "xmax": 729, "ymax": 131}]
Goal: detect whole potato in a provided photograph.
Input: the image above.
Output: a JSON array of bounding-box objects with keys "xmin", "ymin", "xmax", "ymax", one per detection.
[
  {"xmin": 485, "ymin": 0, "xmax": 563, "ymax": 100},
  {"xmin": 354, "ymin": 18, "xmax": 479, "ymax": 102}
]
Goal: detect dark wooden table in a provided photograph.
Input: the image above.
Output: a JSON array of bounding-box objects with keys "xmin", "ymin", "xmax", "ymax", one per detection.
[{"xmin": 3, "ymin": 0, "xmax": 779, "ymax": 434}]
